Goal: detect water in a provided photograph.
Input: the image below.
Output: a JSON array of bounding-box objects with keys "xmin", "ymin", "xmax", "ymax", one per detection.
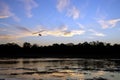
[{"xmin": 0, "ymin": 58, "xmax": 120, "ymax": 80}]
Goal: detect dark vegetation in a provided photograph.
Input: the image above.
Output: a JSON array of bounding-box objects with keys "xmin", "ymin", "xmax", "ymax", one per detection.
[{"xmin": 0, "ymin": 41, "xmax": 120, "ymax": 58}]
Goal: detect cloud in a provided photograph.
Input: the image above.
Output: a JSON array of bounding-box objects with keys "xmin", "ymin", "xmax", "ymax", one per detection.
[
  {"xmin": 67, "ymin": 6, "xmax": 80, "ymax": 20},
  {"xmin": 0, "ymin": 1, "xmax": 20, "ymax": 21},
  {"xmin": 0, "ymin": 23, "xmax": 85, "ymax": 40},
  {"xmin": 94, "ymin": 33, "xmax": 105, "ymax": 37},
  {"xmin": 0, "ymin": 35, "xmax": 13, "ymax": 39},
  {"xmin": 21, "ymin": 0, "xmax": 38, "ymax": 18},
  {"xmin": 89, "ymin": 29, "xmax": 105, "ymax": 37},
  {"xmin": 0, "ymin": 16, "xmax": 9, "ymax": 18},
  {"xmin": 87, "ymin": 36, "xmax": 94, "ymax": 39},
  {"xmin": 0, "ymin": 34, "xmax": 20, "ymax": 39},
  {"xmin": 56, "ymin": 0, "xmax": 80, "ymax": 20},
  {"xmin": 57, "ymin": 0, "xmax": 70, "ymax": 12},
  {"xmin": 95, "ymin": 7, "xmax": 107, "ymax": 20},
  {"xmin": 0, "ymin": 23, "xmax": 33, "ymax": 39},
  {"xmin": 77, "ymin": 23, "xmax": 105, "ymax": 37},
  {"xmin": 14, "ymin": 25, "xmax": 32, "ymax": 33},
  {"xmin": 0, "ymin": 22, "xmax": 31, "ymax": 33},
  {"xmin": 33, "ymin": 25, "xmax": 85, "ymax": 37},
  {"xmin": 77, "ymin": 23, "xmax": 85, "ymax": 29},
  {"xmin": 98, "ymin": 19, "xmax": 120, "ymax": 29},
  {"xmin": 38, "ymin": 29, "xmax": 85, "ymax": 37}
]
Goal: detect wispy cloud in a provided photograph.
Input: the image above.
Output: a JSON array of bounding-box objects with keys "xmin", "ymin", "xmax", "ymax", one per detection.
[
  {"xmin": 38, "ymin": 29, "xmax": 85, "ymax": 37},
  {"xmin": 0, "ymin": 1, "xmax": 20, "ymax": 21},
  {"xmin": 33, "ymin": 25, "xmax": 85, "ymax": 37},
  {"xmin": 56, "ymin": 0, "xmax": 80, "ymax": 20},
  {"xmin": 0, "ymin": 22, "xmax": 31, "ymax": 33},
  {"xmin": 95, "ymin": 7, "xmax": 107, "ymax": 20},
  {"xmin": 67, "ymin": 6, "xmax": 80, "ymax": 19},
  {"xmin": 0, "ymin": 23, "xmax": 33, "ymax": 39},
  {"xmin": 0, "ymin": 16, "xmax": 9, "ymax": 19},
  {"xmin": 77, "ymin": 23, "xmax": 105, "ymax": 37},
  {"xmin": 21, "ymin": 0, "xmax": 38, "ymax": 18},
  {"xmin": 57, "ymin": 0, "xmax": 70, "ymax": 12},
  {"xmin": 95, "ymin": 7, "xmax": 120, "ymax": 29},
  {"xmin": 77, "ymin": 23, "xmax": 85, "ymax": 29},
  {"xmin": 89, "ymin": 29, "xmax": 105, "ymax": 37},
  {"xmin": 98, "ymin": 19, "xmax": 120, "ymax": 29},
  {"xmin": 14, "ymin": 25, "xmax": 31, "ymax": 33},
  {"xmin": 0, "ymin": 34, "xmax": 15, "ymax": 39},
  {"xmin": 0, "ymin": 23, "xmax": 85, "ymax": 40}
]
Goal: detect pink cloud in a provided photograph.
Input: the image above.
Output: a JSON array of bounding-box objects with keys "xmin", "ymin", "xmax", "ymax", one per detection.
[
  {"xmin": 21, "ymin": 0, "xmax": 38, "ymax": 18},
  {"xmin": 0, "ymin": 1, "xmax": 20, "ymax": 21}
]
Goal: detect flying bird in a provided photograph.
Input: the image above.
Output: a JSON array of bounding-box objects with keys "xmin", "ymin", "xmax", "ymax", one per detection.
[
  {"xmin": 38, "ymin": 34, "xmax": 42, "ymax": 36},
  {"xmin": 32, "ymin": 30, "xmax": 45, "ymax": 36}
]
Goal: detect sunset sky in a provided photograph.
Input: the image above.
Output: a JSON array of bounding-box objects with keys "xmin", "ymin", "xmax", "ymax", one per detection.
[{"xmin": 0, "ymin": 0, "xmax": 120, "ymax": 45}]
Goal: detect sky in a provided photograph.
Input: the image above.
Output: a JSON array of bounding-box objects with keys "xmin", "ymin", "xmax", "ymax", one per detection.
[{"xmin": 0, "ymin": 0, "xmax": 120, "ymax": 46}]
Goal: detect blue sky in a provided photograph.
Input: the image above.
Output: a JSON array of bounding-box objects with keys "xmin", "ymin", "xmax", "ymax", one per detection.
[{"xmin": 0, "ymin": 0, "xmax": 120, "ymax": 45}]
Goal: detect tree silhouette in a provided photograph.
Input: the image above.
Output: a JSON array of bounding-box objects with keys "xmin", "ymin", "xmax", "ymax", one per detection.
[
  {"xmin": 23, "ymin": 42, "xmax": 31, "ymax": 48},
  {"xmin": 0, "ymin": 41, "xmax": 120, "ymax": 58},
  {"xmin": 31, "ymin": 44, "xmax": 39, "ymax": 48}
]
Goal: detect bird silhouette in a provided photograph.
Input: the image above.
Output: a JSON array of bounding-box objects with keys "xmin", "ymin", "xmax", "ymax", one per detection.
[
  {"xmin": 32, "ymin": 30, "xmax": 45, "ymax": 36},
  {"xmin": 39, "ymin": 34, "xmax": 42, "ymax": 36}
]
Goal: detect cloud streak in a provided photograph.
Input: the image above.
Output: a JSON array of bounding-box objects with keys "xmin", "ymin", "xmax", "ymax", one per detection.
[
  {"xmin": 67, "ymin": 6, "xmax": 80, "ymax": 19},
  {"xmin": 57, "ymin": 0, "xmax": 70, "ymax": 12},
  {"xmin": 98, "ymin": 19, "xmax": 120, "ymax": 29},
  {"xmin": 21, "ymin": 0, "xmax": 38, "ymax": 18},
  {"xmin": 0, "ymin": 1, "xmax": 20, "ymax": 21},
  {"xmin": 89, "ymin": 29, "xmax": 105, "ymax": 37},
  {"xmin": 77, "ymin": 23, "xmax": 85, "ymax": 29},
  {"xmin": 0, "ymin": 23, "xmax": 33, "ymax": 39},
  {"xmin": 0, "ymin": 24, "xmax": 85, "ymax": 40},
  {"xmin": 14, "ymin": 25, "xmax": 31, "ymax": 33},
  {"xmin": 0, "ymin": 16, "xmax": 9, "ymax": 19},
  {"xmin": 56, "ymin": 0, "xmax": 80, "ymax": 20},
  {"xmin": 33, "ymin": 25, "xmax": 85, "ymax": 37},
  {"xmin": 0, "ymin": 35, "xmax": 13, "ymax": 39},
  {"xmin": 43, "ymin": 29, "xmax": 85, "ymax": 37}
]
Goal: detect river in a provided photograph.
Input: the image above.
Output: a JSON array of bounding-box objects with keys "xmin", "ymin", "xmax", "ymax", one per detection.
[{"xmin": 0, "ymin": 58, "xmax": 120, "ymax": 80}]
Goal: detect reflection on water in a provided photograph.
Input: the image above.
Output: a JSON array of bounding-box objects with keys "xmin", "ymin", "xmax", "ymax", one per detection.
[{"xmin": 0, "ymin": 58, "xmax": 120, "ymax": 80}]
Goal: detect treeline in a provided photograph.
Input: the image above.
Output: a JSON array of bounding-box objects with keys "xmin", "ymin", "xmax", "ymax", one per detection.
[{"xmin": 0, "ymin": 41, "xmax": 120, "ymax": 58}]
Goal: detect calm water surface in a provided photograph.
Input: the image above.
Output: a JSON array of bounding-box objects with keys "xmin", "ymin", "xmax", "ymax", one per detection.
[{"xmin": 0, "ymin": 58, "xmax": 120, "ymax": 80}]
